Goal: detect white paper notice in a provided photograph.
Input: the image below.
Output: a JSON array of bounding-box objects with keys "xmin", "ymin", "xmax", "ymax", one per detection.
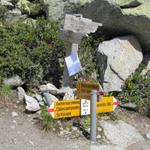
[
  {"xmin": 81, "ymin": 99, "xmax": 90, "ymax": 116},
  {"xmin": 65, "ymin": 52, "xmax": 82, "ymax": 76}
]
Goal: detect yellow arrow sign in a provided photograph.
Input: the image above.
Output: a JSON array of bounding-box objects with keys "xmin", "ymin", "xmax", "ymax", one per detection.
[
  {"xmin": 77, "ymin": 82, "xmax": 99, "ymax": 100},
  {"xmin": 48, "ymin": 97, "xmax": 118, "ymax": 119}
]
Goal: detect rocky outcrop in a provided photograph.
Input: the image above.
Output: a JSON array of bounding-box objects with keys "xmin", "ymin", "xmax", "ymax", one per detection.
[
  {"xmin": 3, "ymin": 75, "xmax": 24, "ymax": 88},
  {"xmin": 80, "ymin": 0, "xmax": 150, "ymax": 52},
  {"xmin": 96, "ymin": 36, "xmax": 143, "ymax": 92},
  {"xmin": 43, "ymin": 0, "xmax": 94, "ymax": 21}
]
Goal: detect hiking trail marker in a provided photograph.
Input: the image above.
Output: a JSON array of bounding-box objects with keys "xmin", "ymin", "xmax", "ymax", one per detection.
[
  {"xmin": 77, "ymin": 82, "xmax": 99, "ymax": 100},
  {"xmin": 48, "ymin": 96, "xmax": 118, "ymax": 119}
]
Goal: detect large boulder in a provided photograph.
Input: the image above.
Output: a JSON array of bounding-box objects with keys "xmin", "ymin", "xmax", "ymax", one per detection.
[
  {"xmin": 100, "ymin": 120, "xmax": 144, "ymax": 149},
  {"xmin": 43, "ymin": 0, "xmax": 94, "ymax": 21},
  {"xmin": 96, "ymin": 36, "xmax": 143, "ymax": 92},
  {"xmin": 43, "ymin": 0, "xmax": 150, "ymax": 52},
  {"xmin": 80, "ymin": 0, "xmax": 150, "ymax": 52}
]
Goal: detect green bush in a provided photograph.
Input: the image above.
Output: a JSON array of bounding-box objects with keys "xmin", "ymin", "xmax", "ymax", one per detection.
[
  {"xmin": 0, "ymin": 18, "xmax": 65, "ymax": 87},
  {"xmin": 118, "ymin": 66, "xmax": 150, "ymax": 114},
  {"xmin": 78, "ymin": 31, "xmax": 104, "ymax": 81}
]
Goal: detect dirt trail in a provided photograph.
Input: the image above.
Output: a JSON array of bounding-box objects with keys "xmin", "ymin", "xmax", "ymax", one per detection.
[
  {"xmin": 0, "ymin": 102, "xmax": 90, "ymax": 150},
  {"xmin": 0, "ymin": 101, "xmax": 149, "ymax": 150}
]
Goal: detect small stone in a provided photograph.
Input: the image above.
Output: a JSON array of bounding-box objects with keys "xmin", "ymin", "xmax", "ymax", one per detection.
[
  {"xmin": 29, "ymin": 141, "xmax": 34, "ymax": 146},
  {"xmin": 11, "ymin": 125, "xmax": 15, "ymax": 129},
  {"xmin": 97, "ymin": 135, "xmax": 101, "ymax": 139},
  {"xmin": 12, "ymin": 112, "xmax": 18, "ymax": 117},
  {"xmin": 100, "ymin": 116, "xmax": 110, "ymax": 120},
  {"xmin": 120, "ymin": 102, "xmax": 137, "ymax": 111},
  {"xmin": 86, "ymin": 128, "xmax": 90, "ymax": 133},
  {"xmin": 40, "ymin": 83, "xmax": 59, "ymax": 94},
  {"xmin": 17, "ymin": 87, "xmax": 26, "ymax": 101},
  {"xmin": 25, "ymin": 95, "xmax": 40, "ymax": 112},
  {"xmin": 72, "ymin": 127, "xmax": 78, "ymax": 131},
  {"xmin": 4, "ymin": 75, "xmax": 23, "ymax": 87},
  {"xmin": 98, "ymin": 127, "xmax": 102, "ymax": 132},
  {"xmin": 63, "ymin": 87, "xmax": 75, "ymax": 100},
  {"xmin": 144, "ymin": 124, "xmax": 150, "ymax": 128},
  {"xmin": 34, "ymin": 93, "xmax": 43, "ymax": 102},
  {"xmin": 146, "ymin": 133, "xmax": 150, "ymax": 140}
]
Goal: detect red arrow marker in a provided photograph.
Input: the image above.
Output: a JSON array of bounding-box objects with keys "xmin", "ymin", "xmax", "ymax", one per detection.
[
  {"xmin": 48, "ymin": 108, "xmax": 54, "ymax": 113},
  {"xmin": 113, "ymin": 97, "xmax": 118, "ymax": 110}
]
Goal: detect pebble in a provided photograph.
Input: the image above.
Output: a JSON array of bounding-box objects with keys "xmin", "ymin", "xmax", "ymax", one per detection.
[
  {"xmin": 72, "ymin": 127, "xmax": 78, "ymax": 131},
  {"xmin": 146, "ymin": 133, "xmax": 150, "ymax": 140},
  {"xmin": 12, "ymin": 112, "xmax": 18, "ymax": 117},
  {"xmin": 98, "ymin": 127, "xmax": 102, "ymax": 132},
  {"xmin": 29, "ymin": 141, "xmax": 34, "ymax": 146},
  {"xmin": 144, "ymin": 124, "xmax": 150, "ymax": 128},
  {"xmin": 97, "ymin": 135, "xmax": 101, "ymax": 139}
]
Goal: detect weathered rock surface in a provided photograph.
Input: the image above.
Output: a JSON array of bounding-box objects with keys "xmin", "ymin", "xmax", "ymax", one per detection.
[
  {"xmin": 40, "ymin": 83, "xmax": 59, "ymax": 95},
  {"xmin": 5, "ymin": 8, "xmax": 26, "ymax": 23},
  {"xmin": 100, "ymin": 120, "xmax": 144, "ymax": 149},
  {"xmin": 17, "ymin": 87, "xmax": 26, "ymax": 101},
  {"xmin": 120, "ymin": 102, "xmax": 137, "ymax": 111},
  {"xmin": 44, "ymin": 0, "xmax": 94, "ymax": 21},
  {"xmin": 34, "ymin": 93, "xmax": 43, "ymax": 102},
  {"xmin": 63, "ymin": 87, "xmax": 75, "ymax": 100},
  {"xmin": 96, "ymin": 36, "xmax": 143, "ymax": 92},
  {"xmin": 43, "ymin": 92, "xmax": 58, "ymax": 106},
  {"xmin": 25, "ymin": 95, "xmax": 40, "ymax": 112},
  {"xmin": 146, "ymin": 133, "xmax": 150, "ymax": 140},
  {"xmin": 113, "ymin": 0, "xmax": 144, "ymax": 7},
  {"xmin": 80, "ymin": 0, "xmax": 150, "ymax": 52},
  {"xmin": 3, "ymin": 75, "xmax": 24, "ymax": 88},
  {"xmin": 0, "ymin": 0, "xmax": 14, "ymax": 7}
]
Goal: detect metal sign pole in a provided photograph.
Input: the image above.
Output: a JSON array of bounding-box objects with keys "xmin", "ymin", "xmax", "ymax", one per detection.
[{"xmin": 90, "ymin": 90, "xmax": 97, "ymax": 142}]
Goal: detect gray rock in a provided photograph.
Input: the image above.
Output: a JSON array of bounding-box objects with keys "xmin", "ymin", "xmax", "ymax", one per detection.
[
  {"xmin": 96, "ymin": 36, "xmax": 143, "ymax": 92},
  {"xmin": 100, "ymin": 120, "xmax": 144, "ymax": 148},
  {"xmin": 120, "ymin": 102, "xmax": 137, "ymax": 111},
  {"xmin": 43, "ymin": 92, "xmax": 58, "ymax": 106},
  {"xmin": 57, "ymin": 87, "xmax": 76, "ymax": 96},
  {"xmin": 0, "ymin": 0, "xmax": 14, "ymax": 7},
  {"xmin": 80, "ymin": 0, "xmax": 150, "ymax": 52},
  {"xmin": 146, "ymin": 133, "xmax": 150, "ymax": 140},
  {"xmin": 90, "ymin": 145, "xmax": 124, "ymax": 150},
  {"xmin": 11, "ymin": 112, "xmax": 18, "ymax": 117},
  {"xmin": 23, "ymin": 18, "xmax": 36, "ymax": 27},
  {"xmin": 40, "ymin": 83, "xmax": 59, "ymax": 95},
  {"xmin": 17, "ymin": 87, "xmax": 26, "ymax": 101},
  {"xmin": 44, "ymin": 0, "xmax": 94, "ymax": 21},
  {"xmin": 5, "ymin": 9, "xmax": 25, "ymax": 23},
  {"xmin": 63, "ymin": 87, "xmax": 75, "ymax": 100},
  {"xmin": 4, "ymin": 75, "xmax": 24, "ymax": 88},
  {"xmin": 126, "ymin": 141, "xmax": 150, "ymax": 150},
  {"xmin": 96, "ymin": 135, "xmax": 101, "ymax": 139},
  {"xmin": 25, "ymin": 95, "xmax": 40, "ymax": 112},
  {"xmin": 113, "ymin": 0, "xmax": 144, "ymax": 7},
  {"xmin": 34, "ymin": 93, "xmax": 43, "ymax": 102}
]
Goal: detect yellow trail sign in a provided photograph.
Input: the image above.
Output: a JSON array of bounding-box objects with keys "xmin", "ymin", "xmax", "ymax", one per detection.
[
  {"xmin": 77, "ymin": 82, "xmax": 99, "ymax": 100},
  {"xmin": 48, "ymin": 97, "xmax": 118, "ymax": 119}
]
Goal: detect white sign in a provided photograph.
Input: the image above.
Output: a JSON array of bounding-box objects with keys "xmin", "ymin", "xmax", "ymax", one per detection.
[
  {"xmin": 81, "ymin": 99, "xmax": 90, "ymax": 116},
  {"xmin": 65, "ymin": 52, "xmax": 82, "ymax": 76}
]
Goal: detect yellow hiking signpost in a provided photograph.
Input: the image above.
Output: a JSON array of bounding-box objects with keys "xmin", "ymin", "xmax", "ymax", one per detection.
[
  {"xmin": 48, "ymin": 96, "xmax": 118, "ymax": 119},
  {"xmin": 77, "ymin": 82, "xmax": 99, "ymax": 100}
]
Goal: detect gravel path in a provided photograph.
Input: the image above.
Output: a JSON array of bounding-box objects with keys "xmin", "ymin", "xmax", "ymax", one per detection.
[
  {"xmin": 0, "ymin": 101, "xmax": 149, "ymax": 150},
  {"xmin": 0, "ymin": 104, "xmax": 90, "ymax": 150}
]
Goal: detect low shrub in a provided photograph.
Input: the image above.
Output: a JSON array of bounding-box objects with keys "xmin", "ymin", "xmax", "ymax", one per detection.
[
  {"xmin": 118, "ymin": 66, "xmax": 150, "ymax": 115},
  {"xmin": 0, "ymin": 18, "xmax": 65, "ymax": 88}
]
